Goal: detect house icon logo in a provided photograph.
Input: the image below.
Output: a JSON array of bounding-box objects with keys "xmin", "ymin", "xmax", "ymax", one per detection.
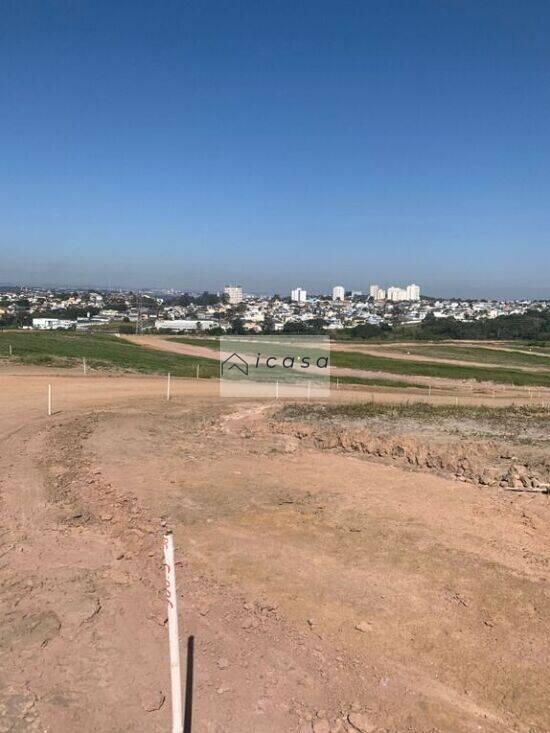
[{"xmin": 221, "ymin": 352, "xmax": 249, "ymax": 377}]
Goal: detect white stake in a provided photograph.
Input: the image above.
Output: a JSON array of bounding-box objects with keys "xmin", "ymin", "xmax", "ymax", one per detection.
[
  {"xmin": 47, "ymin": 384, "xmax": 52, "ymax": 416},
  {"xmin": 163, "ymin": 532, "xmax": 183, "ymax": 733},
  {"xmin": 336, "ymin": 376, "xmax": 339, "ymax": 390},
  {"xmin": 9, "ymin": 344, "xmax": 12, "ymax": 357},
  {"xmin": 83, "ymin": 357, "xmax": 87, "ymax": 375},
  {"xmin": 428, "ymin": 385, "xmax": 432, "ymax": 398},
  {"xmin": 275, "ymin": 380, "xmax": 279, "ymax": 400},
  {"xmin": 196, "ymin": 364, "xmax": 200, "ymax": 379},
  {"xmin": 167, "ymin": 372, "xmax": 171, "ymax": 401},
  {"xmin": 307, "ymin": 381, "xmax": 311, "ymax": 401}
]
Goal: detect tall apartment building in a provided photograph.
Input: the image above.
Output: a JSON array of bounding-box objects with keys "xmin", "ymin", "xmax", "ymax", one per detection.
[
  {"xmin": 291, "ymin": 287, "xmax": 307, "ymax": 303},
  {"xmin": 387, "ymin": 284, "xmax": 421, "ymax": 302},
  {"xmin": 387, "ymin": 286, "xmax": 407, "ymax": 302},
  {"xmin": 369, "ymin": 284, "xmax": 386, "ymax": 300},
  {"xmin": 332, "ymin": 285, "xmax": 345, "ymax": 301},
  {"xmin": 224, "ymin": 285, "xmax": 243, "ymax": 305}
]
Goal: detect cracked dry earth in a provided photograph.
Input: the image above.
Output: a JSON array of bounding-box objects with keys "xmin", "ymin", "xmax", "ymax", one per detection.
[{"xmin": 1, "ymin": 376, "xmax": 550, "ymax": 732}]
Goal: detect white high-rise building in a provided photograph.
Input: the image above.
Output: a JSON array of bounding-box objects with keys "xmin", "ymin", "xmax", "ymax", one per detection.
[
  {"xmin": 387, "ymin": 284, "xmax": 421, "ymax": 302},
  {"xmin": 370, "ymin": 284, "xmax": 386, "ymax": 300},
  {"xmin": 332, "ymin": 285, "xmax": 345, "ymax": 301},
  {"xmin": 291, "ymin": 287, "xmax": 307, "ymax": 303},
  {"xmin": 387, "ymin": 286, "xmax": 408, "ymax": 302},
  {"xmin": 371, "ymin": 283, "xmax": 420, "ymax": 302},
  {"xmin": 224, "ymin": 285, "xmax": 243, "ymax": 305}
]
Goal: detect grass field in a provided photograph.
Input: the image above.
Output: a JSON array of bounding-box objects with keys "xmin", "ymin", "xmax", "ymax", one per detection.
[
  {"xmin": 169, "ymin": 335, "xmax": 550, "ymax": 386},
  {"xmin": 331, "ymin": 349, "xmax": 550, "ymax": 387},
  {"xmin": 0, "ymin": 331, "xmax": 219, "ymax": 378},
  {"xmin": 383, "ymin": 343, "xmax": 550, "ymax": 368}
]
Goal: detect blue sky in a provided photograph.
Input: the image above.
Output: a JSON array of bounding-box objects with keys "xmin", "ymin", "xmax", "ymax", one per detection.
[{"xmin": 1, "ymin": 0, "xmax": 549, "ymax": 297}]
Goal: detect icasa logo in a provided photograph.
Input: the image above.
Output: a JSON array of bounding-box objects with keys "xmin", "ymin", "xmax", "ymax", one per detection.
[{"xmin": 221, "ymin": 352, "xmax": 249, "ymax": 376}]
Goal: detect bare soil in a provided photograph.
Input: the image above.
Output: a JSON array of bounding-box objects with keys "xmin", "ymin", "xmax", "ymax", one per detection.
[
  {"xmin": 274, "ymin": 403, "xmax": 550, "ymax": 489},
  {"xmin": 1, "ymin": 369, "xmax": 550, "ymax": 732}
]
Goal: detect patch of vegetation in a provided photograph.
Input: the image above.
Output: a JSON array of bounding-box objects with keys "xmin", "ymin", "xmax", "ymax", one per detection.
[
  {"xmin": 277, "ymin": 401, "xmax": 550, "ymax": 426},
  {"xmin": 416, "ymin": 310, "xmax": 550, "ymax": 341},
  {"xmin": 169, "ymin": 336, "xmax": 221, "ymax": 349},
  {"xmin": 169, "ymin": 335, "xmax": 550, "ymax": 385},
  {"xmin": 0, "ymin": 331, "xmax": 219, "ymax": 378},
  {"xmin": 331, "ymin": 375, "xmax": 425, "ymax": 389},
  {"xmin": 383, "ymin": 344, "xmax": 550, "ymax": 369},
  {"xmin": 330, "ymin": 350, "xmax": 550, "ymax": 387}
]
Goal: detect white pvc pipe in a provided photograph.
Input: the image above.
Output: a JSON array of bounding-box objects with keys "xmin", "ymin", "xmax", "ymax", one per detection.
[
  {"xmin": 83, "ymin": 357, "xmax": 87, "ymax": 375},
  {"xmin": 48, "ymin": 384, "xmax": 52, "ymax": 416},
  {"xmin": 167, "ymin": 372, "xmax": 171, "ymax": 401},
  {"xmin": 163, "ymin": 532, "xmax": 183, "ymax": 733},
  {"xmin": 275, "ymin": 380, "xmax": 279, "ymax": 400}
]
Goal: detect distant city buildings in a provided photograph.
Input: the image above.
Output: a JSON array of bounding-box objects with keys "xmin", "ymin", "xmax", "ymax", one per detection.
[
  {"xmin": 387, "ymin": 286, "xmax": 407, "ymax": 302},
  {"xmin": 291, "ymin": 287, "xmax": 307, "ymax": 303},
  {"xmin": 32, "ymin": 317, "xmax": 74, "ymax": 330},
  {"xmin": 224, "ymin": 285, "xmax": 243, "ymax": 305},
  {"xmin": 155, "ymin": 319, "xmax": 219, "ymax": 332},
  {"xmin": 2, "ymin": 283, "xmax": 548, "ymax": 336},
  {"xmin": 369, "ymin": 285, "xmax": 386, "ymax": 301},
  {"xmin": 371, "ymin": 283, "xmax": 420, "ymax": 302}
]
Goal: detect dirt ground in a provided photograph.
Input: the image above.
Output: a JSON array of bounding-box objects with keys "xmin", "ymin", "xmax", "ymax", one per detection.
[{"xmin": 2, "ymin": 368, "xmax": 550, "ymax": 732}]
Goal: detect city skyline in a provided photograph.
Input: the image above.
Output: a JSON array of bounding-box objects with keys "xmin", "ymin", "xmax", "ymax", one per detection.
[{"xmin": 1, "ymin": 275, "xmax": 548, "ymax": 302}]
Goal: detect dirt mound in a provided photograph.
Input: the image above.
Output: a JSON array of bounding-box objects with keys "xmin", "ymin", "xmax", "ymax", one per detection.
[{"xmin": 273, "ymin": 421, "xmax": 549, "ymax": 489}]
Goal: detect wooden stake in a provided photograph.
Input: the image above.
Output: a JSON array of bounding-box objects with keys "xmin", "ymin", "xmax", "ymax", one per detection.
[
  {"xmin": 163, "ymin": 532, "xmax": 183, "ymax": 733},
  {"xmin": 196, "ymin": 364, "xmax": 200, "ymax": 379}
]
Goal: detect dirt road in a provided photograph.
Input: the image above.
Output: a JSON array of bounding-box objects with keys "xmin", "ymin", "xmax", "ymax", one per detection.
[{"xmin": 2, "ymin": 368, "xmax": 550, "ymax": 732}]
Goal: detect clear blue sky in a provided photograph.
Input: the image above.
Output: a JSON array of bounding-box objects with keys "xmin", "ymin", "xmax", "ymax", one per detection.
[{"xmin": 1, "ymin": 1, "xmax": 549, "ymax": 297}]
